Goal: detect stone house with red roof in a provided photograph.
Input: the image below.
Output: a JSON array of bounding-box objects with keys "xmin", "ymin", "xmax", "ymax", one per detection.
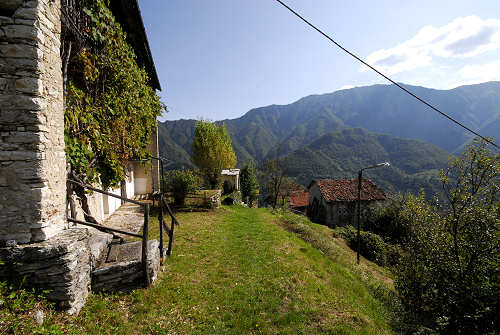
[
  {"xmin": 289, "ymin": 190, "xmax": 310, "ymax": 214},
  {"xmin": 307, "ymin": 179, "xmax": 386, "ymax": 227}
]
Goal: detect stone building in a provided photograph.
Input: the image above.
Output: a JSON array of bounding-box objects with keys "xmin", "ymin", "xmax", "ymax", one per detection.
[
  {"xmin": 221, "ymin": 168, "xmax": 240, "ymax": 191},
  {"xmin": 307, "ymin": 179, "xmax": 386, "ymax": 227},
  {"xmin": 0, "ymin": 0, "xmax": 162, "ymax": 314}
]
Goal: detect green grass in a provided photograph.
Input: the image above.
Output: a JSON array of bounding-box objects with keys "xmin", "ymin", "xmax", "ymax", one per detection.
[{"xmin": 1, "ymin": 206, "xmax": 397, "ymax": 334}]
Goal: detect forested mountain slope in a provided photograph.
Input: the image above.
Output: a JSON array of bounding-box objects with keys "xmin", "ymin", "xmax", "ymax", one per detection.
[
  {"xmin": 158, "ymin": 81, "xmax": 498, "ymax": 193},
  {"xmin": 279, "ymin": 128, "xmax": 450, "ymax": 196}
]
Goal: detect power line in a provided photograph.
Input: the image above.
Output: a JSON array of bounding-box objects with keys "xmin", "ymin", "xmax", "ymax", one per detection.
[{"xmin": 273, "ymin": 0, "xmax": 500, "ymax": 151}]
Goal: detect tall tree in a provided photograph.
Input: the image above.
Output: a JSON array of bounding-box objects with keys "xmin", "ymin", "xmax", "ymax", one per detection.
[
  {"xmin": 240, "ymin": 162, "xmax": 259, "ymax": 207},
  {"xmin": 262, "ymin": 160, "xmax": 284, "ymax": 209},
  {"xmin": 261, "ymin": 146, "xmax": 289, "ymax": 209},
  {"xmin": 279, "ymin": 177, "xmax": 300, "ymax": 207},
  {"xmin": 192, "ymin": 120, "xmax": 236, "ymax": 189},
  {"xmin": 395, "ymin": 138, "xmax": 499, "ymax": 334}
]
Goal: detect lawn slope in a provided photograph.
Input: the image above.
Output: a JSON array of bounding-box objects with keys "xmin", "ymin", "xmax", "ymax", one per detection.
[{"xmin": 1, "ymin": 206, "xmax": 395, "ymax": 334}]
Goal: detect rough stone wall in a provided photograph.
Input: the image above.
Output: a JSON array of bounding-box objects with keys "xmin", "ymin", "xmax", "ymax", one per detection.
[
  {"xmin": 0, "ymin": 0, "xmax": 66, "ymax": 244},
  {"xmin": 91, "ymin": 240, "xmax": 160, "ymax": 293},
  {"xmin": 0, "ymin": 228, "xmax": 91, "ymax": 315}
]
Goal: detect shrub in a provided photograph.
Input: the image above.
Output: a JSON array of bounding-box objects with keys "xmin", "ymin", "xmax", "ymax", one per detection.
[
  {"xmin": 363, "ymin": 194, "xmax": 409, "ymax": 244},
  {"xmin": 338, "ymin": 226, "xmax": 400, "ymax": 267},
  {"xmin": 166, "ymin": 169, "xmax": 201, "ymax": 206}
]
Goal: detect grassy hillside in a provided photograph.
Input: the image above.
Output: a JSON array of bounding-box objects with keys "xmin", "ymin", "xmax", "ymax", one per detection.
[{"xmin": 1, "ymin": 206, "xmax": 397, "ymax": 334}]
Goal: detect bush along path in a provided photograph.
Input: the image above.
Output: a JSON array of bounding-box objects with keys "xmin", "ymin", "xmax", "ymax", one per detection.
[{"xmin": 1, "ymin": 206, "xmax": 395, "ymax": 334}]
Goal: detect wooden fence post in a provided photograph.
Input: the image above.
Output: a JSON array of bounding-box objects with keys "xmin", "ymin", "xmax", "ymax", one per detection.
[
  {"xmin": 159, "ymin": 195, "xmax": 164, "ymax": 263},
  {"xmin": 142, "ymin": 204, "xmax": 150, "ymax": 286}
]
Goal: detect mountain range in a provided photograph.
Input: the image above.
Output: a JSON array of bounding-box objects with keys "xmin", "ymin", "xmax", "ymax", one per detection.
[{"xmin": 158, "ymin": 81, "xmax": 500, "ymax": 195}]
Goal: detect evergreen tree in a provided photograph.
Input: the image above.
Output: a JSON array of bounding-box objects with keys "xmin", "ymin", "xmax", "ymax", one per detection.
[{"xmin": 240, "ymin": 163, "xmax": 259, "ymax": 206}]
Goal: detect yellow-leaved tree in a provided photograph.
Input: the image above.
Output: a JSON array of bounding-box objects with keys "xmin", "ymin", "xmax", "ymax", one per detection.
[{"xmin": 192, "ymin": 120, "xmax": 236, "ymax": 189}]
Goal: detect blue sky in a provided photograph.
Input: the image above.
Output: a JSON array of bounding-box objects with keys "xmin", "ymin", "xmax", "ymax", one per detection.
[{"xmin": 138, "ymin": 0, "xmax": 500, "ymax": 121}]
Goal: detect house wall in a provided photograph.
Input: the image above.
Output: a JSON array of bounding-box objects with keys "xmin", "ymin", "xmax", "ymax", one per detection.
[
  {"xmin": 326, "ymin": 201, "xmax": 355, "ymax": 227},
  {"xmin": 0, "ymin": 0, "xmax": 66, "ymax": 244},
  {"xmin": 308, "ymin": 183, "xmax": 382, "ymax": 227},
  {"xmin": 132, "ymin": 126, "xmax": 160, "ymax": 196},
  {"xmin": 327, "ymin": 200, "xmax": 381, "ymax": 227},
  {"xmin": 307, "ymin": 184, "xmax": 328, "ymax": 224},
  {"xmin": 103, "ymin": 187, "xmax": 121, "ymax": 215},
  {"xmin": 125, "ymin": 163, "xmax": 134, "ymax": 199},
  {"xmin": 132, "ymin": 162, "xmax": 151, "ymax": 195},
  {"xmin": 0, "ymin": 0, "xmax": 160, "ymax": 314},
  {"xmin": 148, "ymin": 127, "xmax": 160, "ymax": 193}
]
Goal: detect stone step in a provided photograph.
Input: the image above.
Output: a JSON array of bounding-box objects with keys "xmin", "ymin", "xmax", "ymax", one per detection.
[
  {"xmin": 87, "ymin": 230, "xmax": 113, "ymax": 269},
  {"xmin": 105, "ymin": 242, "xmax": 120, "ymax": 263},
  {"xmin": 91, "ymin": 239, "xmax": 160, "ymax": 292}
]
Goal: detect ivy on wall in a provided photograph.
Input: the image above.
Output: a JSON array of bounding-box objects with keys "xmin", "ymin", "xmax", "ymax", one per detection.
[{"xmin": 64, "ymin": 0, "xmax": 164, "ymax": 189}]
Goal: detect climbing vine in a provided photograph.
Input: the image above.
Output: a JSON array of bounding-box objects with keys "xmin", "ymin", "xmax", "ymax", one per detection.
[{"xmin": 64, "ymin": 0, "xmax": 164, "ymax": 189}]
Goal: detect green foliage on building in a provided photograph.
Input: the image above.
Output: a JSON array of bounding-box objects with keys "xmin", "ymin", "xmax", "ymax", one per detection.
[{"xmin": 64, "ymin": 0, "xmax": 164, "ymax": 188}]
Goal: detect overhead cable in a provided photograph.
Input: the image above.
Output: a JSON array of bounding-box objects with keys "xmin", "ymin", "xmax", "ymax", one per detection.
[{"xmin": 273, "ymin": 0, "xmax": 500, "ymax": 150}]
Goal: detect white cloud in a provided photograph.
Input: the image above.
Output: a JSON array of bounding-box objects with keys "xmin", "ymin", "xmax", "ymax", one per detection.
[
  {"xmin": 363, "ymin": 16, "xmax": 500, "ymax": 75},
  {"xmin": 339, "ymin": 84, "xmax": 355, "ymax": 90},
  {"xmin": 447, "ymin": 60, "xmax": 500, "ymax": 87}
]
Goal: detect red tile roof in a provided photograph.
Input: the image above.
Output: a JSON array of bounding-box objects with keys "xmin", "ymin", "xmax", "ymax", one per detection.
[
  {"xmin": 309, "ymin": 179, "xmax": 386, "ymax": 202},
  {"xmin": 289, "ymin": 190, "xmax": 310, "ymax": 207}
]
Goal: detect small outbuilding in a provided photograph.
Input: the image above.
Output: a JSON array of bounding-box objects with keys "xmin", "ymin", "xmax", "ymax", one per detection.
[
  {"xmin": 307, "ymin": 179, "xmax": 386, "ymax": 227},
  {"xmin": 221, "ymin": 169, "xmax": 240, "ymax": 191}
]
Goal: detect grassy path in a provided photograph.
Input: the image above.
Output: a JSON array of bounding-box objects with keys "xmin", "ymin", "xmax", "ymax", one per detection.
[{"xmin": 4, "ymin": 206, "xmax": 395, "ymax": 334}]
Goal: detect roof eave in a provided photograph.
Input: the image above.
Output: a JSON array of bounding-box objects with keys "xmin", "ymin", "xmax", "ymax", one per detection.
[{"xmin": 110, "ymin": 0, "xmax": 162, "ymax": 91}]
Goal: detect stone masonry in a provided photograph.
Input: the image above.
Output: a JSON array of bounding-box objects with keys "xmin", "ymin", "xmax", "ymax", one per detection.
[
  {"xmin": 0, "ymin": 0, "xmax": 66, "ymax": 244},
  {"xmin": 0, "ymin": 0, "xmax": 162, "ymax": 315},
  {"xmin": 0, "ymin": 228, "xmax": 91, "ymax": 315}
]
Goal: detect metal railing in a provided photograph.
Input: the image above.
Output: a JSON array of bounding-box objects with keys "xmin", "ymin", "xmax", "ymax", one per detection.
[
  {"xmin": 66, "ymin": 176, "xmax": 179, "ymax": 286},
  {"xmin": 155, "ymin": 192, "xmax": 179, "ymax": 258},
  {"xmin": 147, "ymin": 155, "xmax": 180, "ymax": 260}
]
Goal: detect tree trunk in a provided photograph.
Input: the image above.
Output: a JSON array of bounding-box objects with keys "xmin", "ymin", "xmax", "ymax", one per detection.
[{"xmin": 68, "ymin": 169, "xmax": 99, "ymax": 224}]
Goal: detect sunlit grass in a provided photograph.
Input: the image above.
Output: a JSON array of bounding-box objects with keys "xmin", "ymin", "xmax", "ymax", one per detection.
[{"xmin": 1, "ymin": 206, "xmax": 397, "ymax": 334}]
